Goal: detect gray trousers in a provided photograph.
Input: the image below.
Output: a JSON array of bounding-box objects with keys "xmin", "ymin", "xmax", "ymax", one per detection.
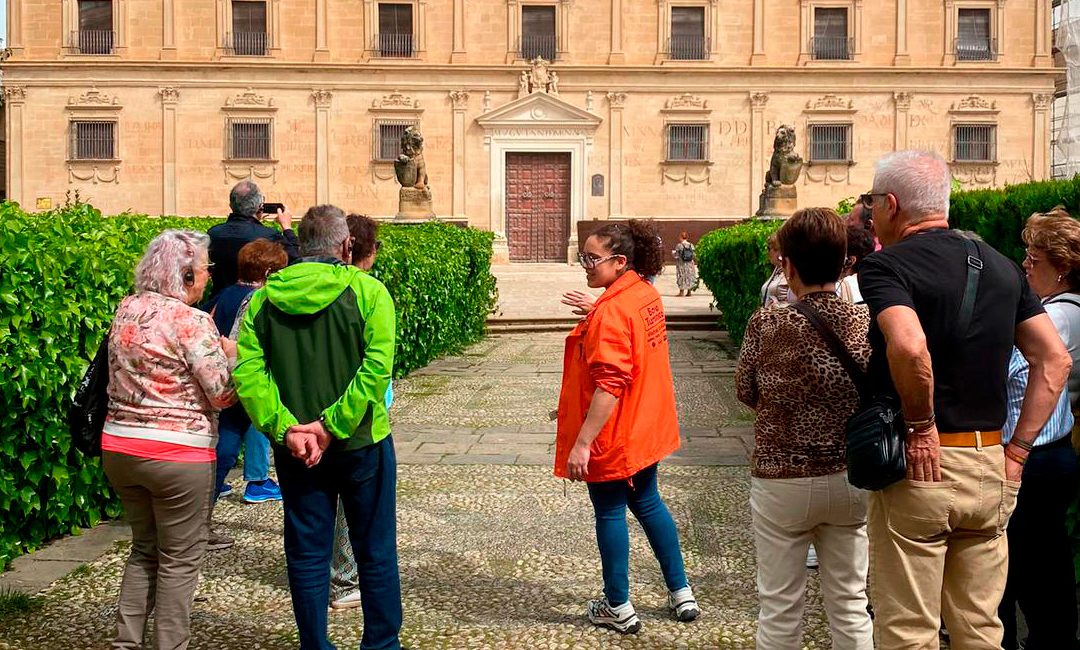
[
  {"xmin": 103, "ymin": 451, "xmax": 214, "ymax": 650},
  {"xmin": 330, "ymin": 498, "xmax": 360, "ymax": 601}
]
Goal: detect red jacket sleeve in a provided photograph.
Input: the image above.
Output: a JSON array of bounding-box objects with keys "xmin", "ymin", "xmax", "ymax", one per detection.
[{"xmin": 585, "ymin": 307, "xmax": 635, "ymax": 399}]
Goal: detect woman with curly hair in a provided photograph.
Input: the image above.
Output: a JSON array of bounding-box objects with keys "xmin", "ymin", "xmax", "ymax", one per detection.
[{"xmin": 555, "ymin": 219, "xmax": 699, "ymax": 635}]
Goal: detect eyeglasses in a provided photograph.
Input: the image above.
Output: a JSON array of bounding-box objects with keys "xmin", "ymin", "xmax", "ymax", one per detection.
[
  {"xmin": 1023, "ymin": 250, "xmax": 1044, "ymax": 266},
  {"xmin": 577, "ymin": 252, "xmax": 624, "ymax": 270},
  {"xmin": 858, "ymin": 192, "xmax": 890, "ymax": 210}
]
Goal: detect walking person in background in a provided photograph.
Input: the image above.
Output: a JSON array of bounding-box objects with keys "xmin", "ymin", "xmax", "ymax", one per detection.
[
  {"xmin": 736, "ymin": 208, "xmax": 874, "ymax": 650},
  {"xmin": 997, "ymin": 208, "xmax": 1080, "ymax": 650},
  {"xmin": 761, "ymin": 232, "xmax": 793, "ymax": 308},
  {"xmin": 556, "ymin": 219, "xmax": 700, "ymax": 635},
  {"xmin": 857, "ymin": 150, "xmax": 1070, "ymax": 648},
  {"xmin": 673, "ymin": 231, "xmax": 697, "ymax": 297},
  {"xmin": 234, "ymin": 205, "xmax": 401, "ymax": 649},
  {"xmin": 102, "ymin": 230, "xmax": 237, "ymax": 650}
]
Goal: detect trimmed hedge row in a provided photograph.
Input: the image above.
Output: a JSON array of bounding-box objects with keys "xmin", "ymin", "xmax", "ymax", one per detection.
[
  {"xmin": 0, "ymin": 203, "xmax": 496, "ymax": 570},
  {"xmin": 697, "ymin": 177, "xmax": 1080, "ymax": 344}
]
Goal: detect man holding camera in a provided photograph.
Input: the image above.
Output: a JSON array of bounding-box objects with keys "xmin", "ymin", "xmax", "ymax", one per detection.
[{"xmin": 207, "ymin": 180, "xmax": 300, "ymax": 297}]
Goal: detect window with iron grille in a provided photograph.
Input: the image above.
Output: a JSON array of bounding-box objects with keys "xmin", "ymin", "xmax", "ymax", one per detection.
[
  {"xmin": 70, "ymin": 120, "xmax": 116, "ymax": 160},
  {"xmin": 956, "ymin": 8, "xmax": 994, "ymax": 61},
  {"xmin": 812, "ymin": 8, "xmax": 850, "ymax": 60},
  {"xmin": 808, "ymin": 124, "xmax": 852, "ymax": 163},
  {"xmin": 666, "ymin": 124, "xmax": 709, "ymax": 162},
  {"xmin": 374, "ymin": 120, "xmax": 419, "ymax": 161},
  {"xmin": 231, "ymin": 0, "xmax": 268, "ymax": 55},
  {"xmin": 953, "ymin": 123, "xmax": 997, "ymax": 162},
  {"xmin": 377, "ymin": 3, "xmax": 414, "ymax": 57},
  {"xmin": 77, "ymin": 0, "xmax": 113, "ymax": 54},
  {"xmin": 521, "ymin": 6, "xmax": 557, "ymax": 60},
  {"xmin": 227, "ymin": 118, "xmax": 272, "ymax": 160},
  {"xmin": 669, "ymin": 7, "xmax": 707, "ymax": 60}
]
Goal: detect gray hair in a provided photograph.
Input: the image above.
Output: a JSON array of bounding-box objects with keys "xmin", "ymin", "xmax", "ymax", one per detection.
[
  {"xmin": 134, "ymin": 230, "xmax": 210, "ymax": 300},
  {"xmin": 872, "ymin": 150, "xmax": 952, "ymax": 222},
  {"xmin": 229, "ymin": 180, "xmax": 263, "ymax": 218},
  {"xmin": 299, "ymin": 205, "xmax": 349, "ymax": 257}
]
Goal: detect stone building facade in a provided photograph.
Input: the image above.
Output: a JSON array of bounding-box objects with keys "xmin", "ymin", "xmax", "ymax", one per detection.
[{"xmin": 2, "ymin": 0, "xmax": 1060, "ymax": 262}]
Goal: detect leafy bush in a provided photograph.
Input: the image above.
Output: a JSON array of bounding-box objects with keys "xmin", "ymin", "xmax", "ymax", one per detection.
[
  {"xmin": 696, "ymin": 219, "xmax": 783, "ymax": 346},
  {"xmin": 0, "ymin": 202, "xmax": 496, "ymax": 570}
]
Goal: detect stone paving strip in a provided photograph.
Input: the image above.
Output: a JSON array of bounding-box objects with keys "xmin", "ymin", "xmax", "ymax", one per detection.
[{"xmin": 0, "ymin": 465, "xmax": 834, "ymax": 649}]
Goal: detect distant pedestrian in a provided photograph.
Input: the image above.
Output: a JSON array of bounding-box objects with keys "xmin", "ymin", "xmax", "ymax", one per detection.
[
  {"xmin": 102, "ymin": 230, "xmax": 237, "ymax": 650},
  {"xmin": 736, "ymin": 208, "xmax": 874, "ymax": 649},
  {"xmin": 672, "ymin": 231, "xmax": 697, "ymax": 297},
  {"xmin": 557, "ymin": 219, "xmax": 700, "ymax": 635}
]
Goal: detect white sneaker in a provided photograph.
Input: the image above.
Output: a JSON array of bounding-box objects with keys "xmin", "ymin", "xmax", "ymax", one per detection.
[
  {"xmin": 667, "ymin": 586, "xmax": 700, "ymax": 622},
  {"xmin": 330, "ymin": 591, "xmax": 363, "ymax": 610},
  {"xmin": 586, "ymin": 598, "xmax": 641, "ymax": 634},
  {"xmin": 806, "ymin": 544, "xmax": 819, "ymax": 569}
]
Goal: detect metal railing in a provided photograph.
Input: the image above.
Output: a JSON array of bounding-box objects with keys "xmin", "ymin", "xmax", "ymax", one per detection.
[
  {"xmin": 225, "ymin": 31, "xmax": 269, "ymax": 56},
  {"xmin": 810, "ymin": 36, "xmax": 853, "ymax": 60},
  {"xmin": 373, "ymin": 33, "xmax": 415, "ymax": 58},
  {"xmin": 809, "ymin": 124, "xmax": 852, "ymax": 162},
  {"xmin": 227, "ymin": 118, "xmax": 272, "ymax": 160},
  {"xmin": 70, "ymin": 121, "xmax": 116, "ymax": 160},
  {"xmin": 955, "ymin": 36, "xmax": 997, "ymax": 61},
  {"xmin": 373, "ymin": 120, "xmax": 418, "ymax": 161},
  {"xmin": 666, "ymin": 124, "xmax": 709, "ymax": 161},
  {"xmin": 667, "ymin": 35, "xmax": 710, "ymax": 61},
  {"xmin": 71, "ymin": 30, "xmax": 114, "ymax": 55},
  {"xmin": 954, "ymin": 124, "xmax": 997, "ymax": 162},
  {"xmin": 520, "ymin": 34, "xmax": 556, "ymax": 61}
]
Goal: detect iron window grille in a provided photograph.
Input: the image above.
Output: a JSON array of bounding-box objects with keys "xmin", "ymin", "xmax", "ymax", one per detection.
[
  {"xmin": 953, "ymin": 124, "xmax": 997, "ymax": 163},
  {"xmin": 227, "ymin": 118, "xmax": 273, "ymax": 160},
  {"xmin": 374, "ymin": 120, "xmax": 420, "ymax": 161},
  {"xmin": 376, "ymin": 3, "xmax": 415, "ymax": 57},
  {"xmin": 666, "ymin": 124, "xmax": 709, "ymax": 162},
  {"xmin": 668, "ymin": 6, "xmax": 708, "ymax": 60},
  {"xmin": 809, "ymin": 124, "xmax": 853, "ymax": 163},
  {"xmin": 73, "ymin": 0, "xmax": 113, "ymax": 54},
  {"xmin": 69, "ymin": 120, "xmax": 117, "ymax": 160},
  {"xmin": 520, "ymin": 6, "xmax": 557, "ymax": 60},
  {"xmin": 812, "ymin": 7, "xmax": 851, "ymax": 60},
  {"xmin": 228, "ymin": 0, "xmax": 269, "ymax": 55},
  {"xmin": 956, "ymin": 9, "xmax": 996, "ymax": 61}
]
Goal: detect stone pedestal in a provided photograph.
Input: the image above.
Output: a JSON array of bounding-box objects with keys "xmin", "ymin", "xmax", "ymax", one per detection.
[
  {"xmin": 396, "ymin": 187, "xmax": 434, "ymax": 221},
  {"xmin": 755, "ymin": 184, "xmax": 797, "ymax": 219}
]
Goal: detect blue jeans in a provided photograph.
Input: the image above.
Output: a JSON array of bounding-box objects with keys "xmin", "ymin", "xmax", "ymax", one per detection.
[
  {"xmin": 214, "ymin": 421, "xmax": 271, "ymax": 499},
  {"xmin": 586, "ymin": 463, "xmax": 689, "ymax": 606},
  {"xmin": 275, "ymin": 436, "xmax": 402, "ymax": 650}
]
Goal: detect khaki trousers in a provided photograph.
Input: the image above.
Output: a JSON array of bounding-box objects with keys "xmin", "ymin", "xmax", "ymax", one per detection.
[
  {"xmin": 103, "ymin": 452, "xmax": 214, "ymax": 650},
  {"xmin": 868, "ymin": 445, "xmax": 1021, "ymax": 650},
  {"xmin": 750, "ymin": 471, "xmax": 874, "ymax": 650}
]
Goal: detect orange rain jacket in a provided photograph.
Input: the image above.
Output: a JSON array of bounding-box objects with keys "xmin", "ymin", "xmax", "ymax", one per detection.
[{"xmin": 554, "ymin": 271, "xmax": 680, "ymax": 483}]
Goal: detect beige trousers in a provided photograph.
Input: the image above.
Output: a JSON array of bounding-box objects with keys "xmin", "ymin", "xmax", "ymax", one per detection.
[
  {"xmin": 868, "ymin": 444, "xmax": 1021, "ymax": 649},
  {"xmin": 751, "ymin": 471, "xmax": 874, "ymax": 650},
  {"xmin": 103, "ymin": 451, "xmax": 214, "ymax": 650}
]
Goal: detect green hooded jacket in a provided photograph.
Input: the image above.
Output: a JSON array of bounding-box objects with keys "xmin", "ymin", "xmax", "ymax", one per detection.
[{"xmin": 233, "ymin": 260, "xmax": 395, "ymax": 450}]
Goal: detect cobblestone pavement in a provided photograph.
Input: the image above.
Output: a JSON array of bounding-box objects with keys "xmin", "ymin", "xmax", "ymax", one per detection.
[{"xmin": 0, "ymin": 465, "xmax": 834, "ymax": 650}]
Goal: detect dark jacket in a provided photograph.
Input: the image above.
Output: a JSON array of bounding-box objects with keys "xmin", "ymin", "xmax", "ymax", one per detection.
[{"xmin": 207, "ymin": 213, "xmax": 299, "ymax": 296}]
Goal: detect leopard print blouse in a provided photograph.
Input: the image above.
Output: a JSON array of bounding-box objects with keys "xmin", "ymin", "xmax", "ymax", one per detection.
[{"xmin": 735, "ymin": 292, "xmax": 871, "ymax": 479}]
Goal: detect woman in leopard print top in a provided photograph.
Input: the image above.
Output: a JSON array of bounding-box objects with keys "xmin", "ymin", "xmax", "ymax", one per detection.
[{"xmin": 735, "ymin": 208, "xmax": 873, "ymax": 650}]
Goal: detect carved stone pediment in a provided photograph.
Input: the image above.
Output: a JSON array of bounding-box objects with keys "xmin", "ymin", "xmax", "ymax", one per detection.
[
  {"xmin": 68, "ymin": 87, "xmax": 121, "ymax": 110},
  {"xmin": 662, "ymin": 93, "xmax": 710, "ymax": 114},
  {"xmin": 225, "ymin": 88, "xmax": 275, "ymax": 111},
  {"xmin": 950, "ymin": 95, "xmax": 998, "ymax": 114},
  {"xmin": 804, "ymin": 94, "xmax": 855, "ymax": 113},
  {"xmin": 371, "ymin": 91, "xmax": 421, "ymax": 112},
  {"xmin": 476, "ymin": 92, "xmax": 601, "ymax": 133}
]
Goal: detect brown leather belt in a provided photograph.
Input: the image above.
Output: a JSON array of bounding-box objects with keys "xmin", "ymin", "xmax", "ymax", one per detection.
[{"xmin": 938, "ymin": 430, "xmax": 1002, "ymax": 448}]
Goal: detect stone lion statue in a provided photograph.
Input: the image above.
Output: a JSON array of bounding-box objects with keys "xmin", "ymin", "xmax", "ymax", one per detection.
[
  {"xmin": 394, "ymin": 126, "xmax": 428, "ymax": 191},
  {"xmin": 764, "ymin": 125, "xmax": 804, "ymax": 189}
]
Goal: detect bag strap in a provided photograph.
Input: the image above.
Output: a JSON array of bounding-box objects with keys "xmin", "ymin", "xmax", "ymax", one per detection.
[
  {"xmin": 1045, "ymin": 296, "xmax": 1080, "ymax": 312},
  {"xmin": 791, "ymin": 301, "xmax": 870, "ymax": 399},
  {"xmin": 957, "ymin": 237, "xmax": 983, "ymax": 337}
]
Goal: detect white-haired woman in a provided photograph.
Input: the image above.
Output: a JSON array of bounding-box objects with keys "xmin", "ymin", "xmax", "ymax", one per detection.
[{"xmin": 102, "ymin": 229, "xmax": 237, "ymax": 650}]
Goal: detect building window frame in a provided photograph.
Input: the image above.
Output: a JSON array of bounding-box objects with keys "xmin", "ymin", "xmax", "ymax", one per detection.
[
  {"xmin": 663, "ymin": 122, "xmax": 711, "ymax": 163},
  {"xmin": 657, "ymin": 0, "xmax": 716, "ymax": 63},
  {"xmin": 62, "ymin": 0, "xmax": 127, "ymax": 55},
  {"xmin": 226, "ymin": 0, "xmax": 272, "ymax": 56},
  {"xmin": 217, "ymin": 0, "xmax": 280, "ymax": 58},
  {"xmin": 366, "ymin": 0, "xmax": 426, "ymax": 60},
  {"xmin": 225, "ymin": 116, "xmax": 274, "ymax": 162},
  {"xmin": 1052, "ymin": 92, "xmax": 1067, "ymax": 179},
  {"xmin": 945, "ymin": 0, "xmax": 1003, "ymax": 65},
  {"xmin": 372, "ymin": 118, "xmax": 421, "ymax": 162},
  {"xmin": 799, "ymin": 0, "xmax": 862, "ymax": 65},
  {"xmin": 952, "ymin": 123, "xmax": 998, "ymax": 163},
  {"xmin": 68, "ymin": 119, "xmax": 118, "ymax": 161},
  {"xmin": 519, "ymin": 4, "xmax": 558, "ymax": 61},
  {"xmin": 807, "ymin": 122, "xmax": 854, "ymax": 164},
  {"xmin": 507, "ymin": 0, "xmax": 568, "ymax": 63}
]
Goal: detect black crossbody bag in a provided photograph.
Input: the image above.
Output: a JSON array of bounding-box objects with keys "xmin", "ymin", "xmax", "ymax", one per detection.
[{"xmin": 792, "ymin": 237, "xmax": 983, "ymax": 491}]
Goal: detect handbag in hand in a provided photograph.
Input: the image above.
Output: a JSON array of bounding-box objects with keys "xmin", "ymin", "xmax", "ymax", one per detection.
[{"xmin": 68, "ymin": 334, "xmax": 110, "ymax": 457}]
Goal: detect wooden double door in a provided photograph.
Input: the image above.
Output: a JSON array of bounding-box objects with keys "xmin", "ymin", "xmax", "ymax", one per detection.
[{"xmin": 505, "ymin": 152, "xmax": 571, "ymax": 262}]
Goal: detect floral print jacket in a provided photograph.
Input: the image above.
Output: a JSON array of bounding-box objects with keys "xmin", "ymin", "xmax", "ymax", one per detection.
[{"xmin": 103, "ymin": 292, "xmax": 236, "ymax": 450}]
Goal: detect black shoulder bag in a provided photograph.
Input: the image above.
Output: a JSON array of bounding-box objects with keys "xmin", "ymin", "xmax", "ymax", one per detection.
[
  {"xmin": 68, "ymin": 334, "xmax": 110, "ymax": 457},
  {"xmin": 792, "ymin": 236, "xmax": 983, "ymax": 491}
]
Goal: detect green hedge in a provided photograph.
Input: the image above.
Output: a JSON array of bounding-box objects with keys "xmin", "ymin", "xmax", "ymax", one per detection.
[{"xmin": 0, "ymin": 202, "xmax": 496, "ymax": 570}]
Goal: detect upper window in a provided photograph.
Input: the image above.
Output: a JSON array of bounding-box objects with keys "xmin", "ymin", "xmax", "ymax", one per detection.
[
  {"xmin": 808, "ymin": 124, "xmax": 852, "ymax": 163},
  {"xmin": 70, "ymin": 120, "xmax": 116, "ymax": 160},
  {"xmin": 812, "ymin": 8, "xmax": 850, "ymax": 60},
  {"xmin": 666, "ymin": 124, "xmax": 709, "ymax": 162},
  {"xmin": 521, "ymin": 6, "xmax": 557, "ymax": 61},
  {"xmin": 230, "ymin": 1, "xmax": 268, "ymax": 56},
  {"xmin": 669, "ymin": 7, "xmax": 708, "ymax": 60},
  {"xmin": 377, "ymin": 3, "xmax": 415, "ymax": 58},
  {"xmin": 957, "ymin": 8, "xmax": 995, "ymax": 61},
  {"xmin": 227, "ymin": 117, "xmax": 272, "ymax": 160},
  {"xmin": 374, "ymin": 119, "xmax": 419, "ymax": 161},
  {"xmin": 954, "ymin": 123, "xmax": 997, "ymax": 162},
  {"xmin": 76, "ymin": 0, "xmax": 113, "ymax": 54}
]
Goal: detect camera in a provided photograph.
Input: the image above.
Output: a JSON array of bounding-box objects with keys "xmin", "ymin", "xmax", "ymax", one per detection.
[{"xmin": 261, "ymin": 202, "xmax": 286, "ymax": 215}]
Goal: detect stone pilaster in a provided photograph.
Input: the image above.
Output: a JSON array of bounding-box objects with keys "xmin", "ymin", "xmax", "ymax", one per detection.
[
  {"xmin": 750, "ymin": 91, "xmax": 769, "ymax": 216},
  {"xmin": 450, "ymin": 91, "xmax": 469, "ymax": 218},
  {"xmin": 607, "ymin": 92, "xmax": 627, "ymax": 217},
  {"xmin": 160, "ymin": 88, "xmax": 180, "ymax": 214}
]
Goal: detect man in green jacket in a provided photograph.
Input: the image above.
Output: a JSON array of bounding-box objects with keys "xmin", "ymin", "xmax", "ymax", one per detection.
[{"xmin": 233, "ymin": 204, "xmax": 401, "ymax": 650}]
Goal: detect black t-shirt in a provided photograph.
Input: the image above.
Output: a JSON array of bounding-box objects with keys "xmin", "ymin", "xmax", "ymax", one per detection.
[{"xmin": 858, "ymin": 229, "xmax": 1044, "ymax": 432}]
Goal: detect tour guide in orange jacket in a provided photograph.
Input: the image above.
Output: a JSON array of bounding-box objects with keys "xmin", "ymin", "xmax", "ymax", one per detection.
[{"xmin": 555, "ymin": 220, "xmax": 700, "ymax": 635}]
